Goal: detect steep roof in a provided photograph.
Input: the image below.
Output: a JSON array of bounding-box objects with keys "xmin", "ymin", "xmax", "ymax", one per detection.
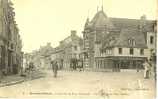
[
  {"xmin": 91, "ymin": 11, "xmax": 107, "ymax": 26},
  {"xmin": 84, "ymin": 10, "xmax": 156, "ymax": 49},
  {"xmin": 102, "ymin": 28, "xmax": 147, "ymax": 49},
  {"xmin": 114, "ymin": 29, "xmax": 147, "ymax": 48},
  {"xmin": 86, "ymin": 10, "xmax": 115, "ymax": 29},
  {"xmin": 58, "ymin": 33, "xmax": 83, "ymax": 52},
  {"xmin": 101, "ymin": 32, "xmax": 120, "ymax": 48},
  {"xmin": 110, "ymin": 17, "xmax": 156, "ymax": 32}
]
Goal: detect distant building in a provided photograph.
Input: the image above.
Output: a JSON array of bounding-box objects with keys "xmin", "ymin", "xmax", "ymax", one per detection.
[
  {"xmin": 82, "ymin": 9, "xmax": 156, "ymax": 71},
  {"xmin": 24, "ymin": 43, "xmax": 53, "ymax": 69},
  {"xmin": 35, "ymin": 43, "xmax": 53, "ymax": 69},
  {"xmin": 50, "ymin": 46, "xmax": 64, "ymax": 69},
  {"xmin": 51, "ymin": 30, "xmax": 83, "ymax": 70},
  {"xmin": 0, "ymin": 0, "xmax": 23, "ymax": 75},
  {"xmin": 23, "ymin": 53, "xmax": 32, "ymax": 71}
]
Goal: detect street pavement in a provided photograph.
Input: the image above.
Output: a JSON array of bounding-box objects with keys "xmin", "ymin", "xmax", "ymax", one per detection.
[
  {"xmin": 0, "ymin": 70, "xmax": 155, "ymax": 99},
  {"xmin": 0, "ymin": 70, "xmax": 45, "ymax": 87}
]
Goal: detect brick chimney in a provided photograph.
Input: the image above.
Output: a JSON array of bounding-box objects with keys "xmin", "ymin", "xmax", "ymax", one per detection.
[
  {"xmin": 47, "ymin": 42, "xmax": 51, "ymax": 46},
  {"xmin": 71, "ymin": 30, "xmax": 77, "ymax": 37},
  {"xmin": 140, "ymin": 15, "xmax": 146, "ymax": 28},
  {"xmin": 139, "ymin": 15, "xmax": 147, "ymax": 43}
]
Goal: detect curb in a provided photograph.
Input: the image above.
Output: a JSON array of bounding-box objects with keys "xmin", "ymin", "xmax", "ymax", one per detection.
[
  {"xmin": 0, "ymin": 75, "xmax": 45, "ymax": 88},
  {"xmin": 0, "ymin": 79, "xmax": 25, "ymax": 87}
]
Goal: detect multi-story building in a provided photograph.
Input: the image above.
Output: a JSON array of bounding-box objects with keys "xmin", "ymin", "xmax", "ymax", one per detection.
[
  {"xmin": 51, "ymin": 30, "xmax": 83, "ymax": 70},
  {"xmin": 0, "ymin": 0, "xmax": 23, "ymax": 75},
  {"xmin": 50, "ymin": 46, "xmax": 64, "ymax": 69},
  {"xmin": 25, "ymin": 42, "xmax": 53, "ymax": 69},
  {"xmin": 82, "ymin": 9, "xmax": 156, "ymax": 71}
]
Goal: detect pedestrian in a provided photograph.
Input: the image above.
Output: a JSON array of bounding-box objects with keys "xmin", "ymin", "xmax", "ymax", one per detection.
[
  {"xmin": 78, "ymin": 60, "xmax": 83, "ymax": 72},
  {"xmin": 0, "ymin": 70, "xmax": 3, "ymax": 83},
  {"xmin": 28, "ymin": 62, "xmax": 34, "ymax": 78},
  {"xmin": 136, "ymin": 61, "xmax": 141, "ymax": 72},
  {"xmin": 52, "ymin": 60, "xmax": 58, "ymax": 78},
  {"xmin": 143, "ymin": 59, "xmax": 151, "ymax": 79}
]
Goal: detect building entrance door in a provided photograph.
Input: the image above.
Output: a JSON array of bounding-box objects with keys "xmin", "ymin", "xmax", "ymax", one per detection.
[
  {"xmin": 1, "ymin": 46, "xmax": 5, "ymax": 75},
  {"xmin": 112, "ymin": 60, "xmax": 120, "ymax": 72},
  {"xmin": 8, "ymin": 50, "xmax": 12, "ymax": 74}
]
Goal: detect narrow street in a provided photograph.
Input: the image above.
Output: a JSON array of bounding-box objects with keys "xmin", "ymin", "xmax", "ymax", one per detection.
[{"xmin": 0, "ymin": 70, "xmax": 155, "ymax": 99}]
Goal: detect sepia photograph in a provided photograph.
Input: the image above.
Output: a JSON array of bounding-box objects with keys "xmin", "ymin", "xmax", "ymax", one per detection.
[{"xmin": 0, "ymin": 0, "xmax": 157, "ymax": 99}]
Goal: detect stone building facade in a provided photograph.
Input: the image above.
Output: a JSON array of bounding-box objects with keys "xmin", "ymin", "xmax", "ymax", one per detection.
[
  {"xmin": 51, "ymin": 30, "xmax": 83, "ymax": 70},
  {"xmin": 50, "ymin": 46, "xmax": 64, "ymax": 69},
  {"xmin": 0, "ymin": 0, "xmax": 23, "ymax": 75},
  {"xmin": 82, "ymin": 9, "xmax": 157, "ymax": 71},
  {"xmin": 24, "ymin": 43, "xmax": 53, "ymax": 70}
]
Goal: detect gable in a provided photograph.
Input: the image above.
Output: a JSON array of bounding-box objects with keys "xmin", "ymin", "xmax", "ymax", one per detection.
[{"xmin": 88, "ymin": 11, "xmax": 115, "ymax": 29}]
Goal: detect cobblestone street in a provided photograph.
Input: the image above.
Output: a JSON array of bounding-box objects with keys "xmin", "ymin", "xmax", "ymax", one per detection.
[{"xmin": 0, "ymin": 70, "xmax": 155, "ymax": 99}]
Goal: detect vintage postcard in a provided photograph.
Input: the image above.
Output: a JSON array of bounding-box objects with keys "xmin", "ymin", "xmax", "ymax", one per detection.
[{"xmin": 0, "ymin": 0, "xmax": 157, "ymax": 99}]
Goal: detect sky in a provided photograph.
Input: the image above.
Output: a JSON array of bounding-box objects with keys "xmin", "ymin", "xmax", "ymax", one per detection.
[{"xmin": 11, "ymin": 0, "xmax": 157, "ymax": 53}]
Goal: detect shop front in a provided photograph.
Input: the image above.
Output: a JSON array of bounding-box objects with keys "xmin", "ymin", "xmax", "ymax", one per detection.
[{"xmin": 94, "ymin": 56, "xmax": 147, "ymax": 71}]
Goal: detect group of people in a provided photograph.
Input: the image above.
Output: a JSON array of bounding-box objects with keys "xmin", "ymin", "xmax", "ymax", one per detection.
[
  {"xmin": 143, "ymin": 59, "xmax": 154, "ymax": 79},
  {"xmin": 70, "ymin": 58, "xmax": 83, "ymax": 71},
  {"xmin": 50, "ymin": 59, "xmax": 154, "ymax": 79},
  {"xmin": 50, "ymin": 59, "xmax": 83, "ymax": 77}
]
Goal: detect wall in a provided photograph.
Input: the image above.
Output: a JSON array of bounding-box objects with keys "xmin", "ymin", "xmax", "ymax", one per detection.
[{"xmin": 113, "ymin": 47, "xmax": 150, "ymax": 58}]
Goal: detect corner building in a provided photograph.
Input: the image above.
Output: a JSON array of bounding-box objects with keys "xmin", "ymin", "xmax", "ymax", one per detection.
[{"xmin": 82, "ymin": 9, "xmax": 156, "ymax": 71}]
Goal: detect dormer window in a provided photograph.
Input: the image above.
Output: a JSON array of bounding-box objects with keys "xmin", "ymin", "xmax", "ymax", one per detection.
[{"xmin": 128, "ymin": 39, "xmax": 135, "ymax": 46}]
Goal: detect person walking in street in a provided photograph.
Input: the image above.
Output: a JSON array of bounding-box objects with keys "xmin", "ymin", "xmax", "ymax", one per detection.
[
  {"xmin": 143, "ymin": 59, "xmax": 151, "ymax": 79},
  {"xmin": 0, "ymin": 70, "xmax": 2, "ymax": 83},
  {"xmin": 136, "ymin": 61, "xmax": 141, "ymax": 72},
  {"xmin": 51, "ymin": 60, "xmax": 58, "ymax": 78},
  {"xmin": 28, "ymin": 62, "xmax": 34, "ymax": 79}
]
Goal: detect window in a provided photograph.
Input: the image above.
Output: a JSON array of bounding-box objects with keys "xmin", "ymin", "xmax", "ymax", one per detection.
[
  {"xmin": 84, "ymin": 53, "xmax": 88, "ymax": 59},
  {"xmin": 104, "ymin": 50, "xmax": 107, "ymax": 54},
  {"xmin": 130, "ymin": 48, "xmax": 134, "ymax": 55},
  {"xmin": 129, "ymin": 39, "xmax": 135, "ymax": 46},
  {"xmin": 106, "ymin": 49, "xmax": 112, "ymax": 55},
  {"xmin": 150, "ymin": 36, "xmax": 154, "ymax": 44},
  {"xmin": 11, "ymin": 44, "xmax": 14, "ymax": 49},
  {"xmin": 107, "ymin": 49, "xmax": 109, "ymax": 54},
  {"xmin": 118, "ymin": 48, "xmax": 122, "ymax": 54},
  {"xmin": 108, "ymin": 49, "xmax": 111, "ymax": 54},
  {"xmin": 74, "ymin": 46, "xmax": 77, "ymax": 51},
  {"xmin": 140, "ymin": 49, "xmax": 144, "ymax": 55},
  {"xmin": 73, "ymin": 53, "xmax": 77, "ymax": 58}
]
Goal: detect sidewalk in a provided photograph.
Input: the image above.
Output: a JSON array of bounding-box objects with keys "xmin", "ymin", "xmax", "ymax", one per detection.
[
  {"xmin": 0, "ymin": 70, "xmax": 46, "ymax": 87},
  {"xmin": 0, "ymin": 74, "xmax": 25, "ymax": 87}
]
